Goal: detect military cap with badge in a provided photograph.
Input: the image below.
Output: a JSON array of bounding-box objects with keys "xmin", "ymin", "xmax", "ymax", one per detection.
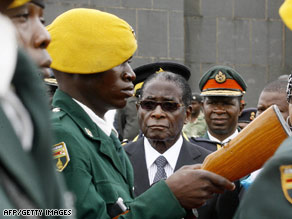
[
  {"xmin": 199, "ymin": 65, "xmax": 247, "ymax": 97},
  {"xmin": 238, "ymin": 107, "xmax": 257, "ymax": 129}
]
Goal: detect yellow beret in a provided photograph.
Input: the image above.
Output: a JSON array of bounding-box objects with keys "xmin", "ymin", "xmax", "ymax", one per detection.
[
  {"xmin": 47, "ymin": 8, "xmax": 137, "ymax": 74},
  {"xmin": 8, "ymin": 0, "xmax": 30, "ymax": 8},
  {"xmin": 279, "ymin": 0, "xmax": 292, "ymax": 30}
]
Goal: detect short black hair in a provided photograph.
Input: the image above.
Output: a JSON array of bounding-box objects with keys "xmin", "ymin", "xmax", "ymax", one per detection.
[
  {"xmin": 263, "ymin": 80, "xmax": 288, "ymax": 94},
  {"xmin": 139, "ymin": 71, "xmax": 192, "ymax": 106}
]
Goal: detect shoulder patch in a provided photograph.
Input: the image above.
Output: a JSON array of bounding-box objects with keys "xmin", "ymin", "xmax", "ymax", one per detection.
[
  {"xmin": 52, "ymin": 142, "xmax": 70, "ymax": 172},
  {"xmin": 280, "ymin": 165, "xmax": 292, "ymax": 204}
]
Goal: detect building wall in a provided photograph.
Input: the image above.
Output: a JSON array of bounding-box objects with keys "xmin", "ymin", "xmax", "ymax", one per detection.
[
  {"xmin": 185, "ymin": 0, "xmax": 292, "ymax": 107},
  {"xmin": 45, "ymin": 0, "xmax": 185, "ymax": 69},
  {"xmin": 45, "ymin": 0, "xmax": 291, "ymax": 107}
]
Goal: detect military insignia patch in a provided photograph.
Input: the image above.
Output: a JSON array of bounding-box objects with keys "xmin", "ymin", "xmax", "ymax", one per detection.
[
  {"xmin": 280, "ymin": 165, "xmax": 292, "ymax": 204},
  {"xmin": 215, "ymin": 71, "xmax": 226, "ymax": 83},
  {"xmin": 52, "ymin": 142, "xmax": 70, "ymax": 172},
  {"xmin": 250, "ymin": 112, "xmax": 256, "ymax": 121}
]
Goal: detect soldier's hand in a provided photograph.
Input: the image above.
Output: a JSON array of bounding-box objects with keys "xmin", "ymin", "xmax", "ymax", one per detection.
[{"xmin": 165, "ymin": 164, "xmax": 235, "ymax": 209}]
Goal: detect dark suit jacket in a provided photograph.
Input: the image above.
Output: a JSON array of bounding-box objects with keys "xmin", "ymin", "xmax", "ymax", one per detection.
[
  {"xmin": 124, "ymin": 136, "xmax": 241, "ymax": 219},
  {"xmin": 124, "ymin": 137, "xmax": 210, "ymax": 196}
]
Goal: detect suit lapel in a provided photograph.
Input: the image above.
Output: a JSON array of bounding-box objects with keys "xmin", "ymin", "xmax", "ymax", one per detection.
[
  {"xmin": 175, "ymin": 139, "xmax": 202, "ymax": 171},
  {"xmin": 126, "ymin": 138, "xmax": 150, "ymax": 196}
]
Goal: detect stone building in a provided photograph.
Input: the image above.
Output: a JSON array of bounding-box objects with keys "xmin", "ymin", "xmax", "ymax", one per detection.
[{"xmin": 45, "ymin": 0, "xmax": 291, "ymax": 107}]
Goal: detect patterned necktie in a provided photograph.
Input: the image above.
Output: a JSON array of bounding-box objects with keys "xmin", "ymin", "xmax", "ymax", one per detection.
[{"xmin": 153, "ymin": 156, "xmax": 168, "ymax": 184}]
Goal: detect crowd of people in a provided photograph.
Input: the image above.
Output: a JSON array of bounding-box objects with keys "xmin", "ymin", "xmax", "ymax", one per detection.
[{"xmin": 1, "ymin": 0, "xmax": 292, "ymax": 218}]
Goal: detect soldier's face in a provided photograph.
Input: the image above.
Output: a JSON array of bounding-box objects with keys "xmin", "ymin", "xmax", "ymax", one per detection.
[
  {"xmin": 75, "ymin": 60, "xmax": 135, "ymax": 116},
  {"xmin": 137, "ymin": 79, "xmax": 189, "ymax": 144},
  {"xmin": 5, "ymin": 3, "xmax": 51, "ymax": 77},
  {"xmin": 191, "ymin": 100, "xmax": 201, "ymax": 115},
  {"xmin": 257, "ymin": 90, "xmax": 289, "ymax": 121},
  {"xmin": 203, "ymin": 96, "xmax": 242, "ymax": 136}
]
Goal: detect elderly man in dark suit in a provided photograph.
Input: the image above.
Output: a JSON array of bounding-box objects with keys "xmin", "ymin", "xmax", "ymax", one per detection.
[{"xmin": 124, "ymin": 66, "xmax": 241, "ymax": 219}]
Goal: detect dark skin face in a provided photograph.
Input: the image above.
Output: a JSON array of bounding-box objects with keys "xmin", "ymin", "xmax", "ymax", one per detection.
[
  {"xmin": 137, "ymin": 79, "xmax": 191, "ymax": 154},
  {"xmin": 203, "ymin": 96, "xmax": 243, "ymax": 142},
  {"xmin": 4, "ymin": 3, "xmax": 51, "ymax": 77},
  {"xmin": 257, "ymin": 90, "xmax": 289, "ymax": 121},
  {"xmin": 189, "ymin": 100, "xmax": 202, "ymax": 122},
  {"xmin": 289, "ymin": 103, "xmax": 292, "ymax": 125},
  {"xmin": 55, "ymin": 60, "xmax": 135, "ymax": 119}
]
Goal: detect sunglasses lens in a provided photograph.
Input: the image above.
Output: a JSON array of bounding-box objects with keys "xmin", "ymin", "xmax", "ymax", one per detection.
[
  {"xmin": 140, "ymin": 101, "xmax": 157, "ymax": 110},
  {"xmin": 139, "ymin": 100, "xmax": 181, "ymax": 112},
  {"xmin": 161, "ymin": 102, "xmax": 178, "ymax": 111}
]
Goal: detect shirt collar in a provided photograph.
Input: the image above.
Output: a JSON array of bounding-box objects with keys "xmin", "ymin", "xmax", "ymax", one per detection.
[
  {"xmin": 73, "ymin": 99, "xmax": 117, "ymax": 137},
  {"xmin": 144, "ymin": 135, "xmax": 183, "ymax": 170},
  {"xmin": 208, "ymin": 129, "xmax": 239, "ymax": 144}
]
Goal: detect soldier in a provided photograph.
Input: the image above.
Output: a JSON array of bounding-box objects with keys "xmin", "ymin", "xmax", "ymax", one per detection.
[
  {"xmin": 47, "ymin": 8, "xmax": 235, "ymax": 219},
  {"xmin": 4, "ymin": 0, "xmax": 51, "ymax": 78},
  {"xmin": 190, "ymin": 65, "xmax": 247, "ymax": 152},
  {"xmin": 257, "ymin": 79, "xmax": 289, "ymax": 121},
  {"xmin": 0, "ymin": 0, "xmax": 70, "ymax": 216},
  {"xmin": 183, "ymin": 92, "xmax": 207, "ymax": 138}
]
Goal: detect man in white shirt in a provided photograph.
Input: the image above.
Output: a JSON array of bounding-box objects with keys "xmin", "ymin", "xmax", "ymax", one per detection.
[{"xmin": 190, "ymin": 65, "xmax": 247, "ymax": 152}]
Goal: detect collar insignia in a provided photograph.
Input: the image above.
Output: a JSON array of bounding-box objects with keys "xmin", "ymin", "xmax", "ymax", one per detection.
[
  {"xmin": 250, "ymin": 112, "xmax": 256, "ymax": 121},
  {"xmin": 280, "ymin": 165, "xmax": 292, "ymax": 204},
  {"xmin": 215, "ymin": 71, "xmax": 226, "ymax": 83},
  {"xmin": 52, "ymin": 142, "xmax": 70, "ymax": 172},
  {"xmin": 85, "ymin": 128, "xmax": 93, "ymax": 137}
]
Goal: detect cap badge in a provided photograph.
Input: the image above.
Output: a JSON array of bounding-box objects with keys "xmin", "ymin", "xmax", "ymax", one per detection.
[
  {"xmin": 156, "ymin": 68, "xmax": 164, "ymax": 74},
  {"xmin": 250, "ymin": 112, "xmax": 256, "ymax": 121},
  {"xmin": 215, "ymin": 71, "xmax": 226, "ymax": 84}
]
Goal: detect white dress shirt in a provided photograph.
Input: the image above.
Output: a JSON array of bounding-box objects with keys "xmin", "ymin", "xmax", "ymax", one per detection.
[
  {"xmin": 208, "ymin": 129, "xmax": 239, "ymax": 144},
  {"xmin": 144, "ymin": 135, "xmax": 183, "ymax": 185},
  {"xmin": 73, "ymin": 99, "xmax": 118, "ymax": 137}
]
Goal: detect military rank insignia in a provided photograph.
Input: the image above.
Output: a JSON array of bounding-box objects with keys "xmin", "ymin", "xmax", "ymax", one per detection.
[
  {"xmin": 280, "ymin": 165, "xmax": 292, "ymax": 204},
  {"xmin": 215, "ymin": 71, "xmax": 226, "ymax": 83},
  {"xmin": 52, "ymin": 142, "xmax": 70, "ymax": 172}
]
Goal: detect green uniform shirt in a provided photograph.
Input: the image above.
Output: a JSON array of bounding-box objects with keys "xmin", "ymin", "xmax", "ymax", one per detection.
[
  {"xmin": 0, "ymin": 50, "xmax": 69, "ymax": 219},
  {"xmin": 234, "ymin": 137, "xmax": 292, "ymax": 218},
  {"xmin": 183, "ymin": 111, "xmax": 207, "ymax": 138},
  {"xmin": 51, "ymin": 89, "xmax": 186, "ymax": 219}
]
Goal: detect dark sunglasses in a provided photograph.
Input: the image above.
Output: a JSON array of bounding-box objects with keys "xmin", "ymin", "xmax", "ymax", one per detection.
[{"xmin": 137, "ymin": 100, "xmax": 184, "ymax": 112}]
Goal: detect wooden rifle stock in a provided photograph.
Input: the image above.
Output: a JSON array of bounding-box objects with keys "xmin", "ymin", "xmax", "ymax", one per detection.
[{"xmin": 201, "ymin": 105, "xmax": 291, "ymax": 181}]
